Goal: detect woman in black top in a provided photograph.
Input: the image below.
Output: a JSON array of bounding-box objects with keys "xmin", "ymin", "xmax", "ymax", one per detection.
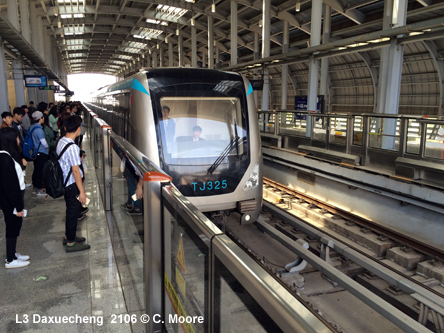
[{"xmin": 0, "ymin": 128, "xmax": 30, "ymax": 268}]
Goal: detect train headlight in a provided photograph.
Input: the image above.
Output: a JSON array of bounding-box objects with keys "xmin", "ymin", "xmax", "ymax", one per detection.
[{"xmin": 243, "ymin": 163, "xmax": 259, "ymax": 191}]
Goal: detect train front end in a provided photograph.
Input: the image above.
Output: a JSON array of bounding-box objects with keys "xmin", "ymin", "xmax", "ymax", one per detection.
[{"xmin": 147, "ymin": 68, "xmax": 262, "ymax": 223}]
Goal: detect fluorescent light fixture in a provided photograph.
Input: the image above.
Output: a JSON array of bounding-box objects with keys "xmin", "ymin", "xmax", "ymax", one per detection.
[
  {"xmin": 258, "ymin": 19, "xmax": 262, "ymax": 28},
  {"xmin": 58, "ymin": 21, "xmax": 62, "ymax": 28},
  {"xmin": 211, "ymin": 3, "xmax": 216, "ymax": 12},
  {"xmin": 296, "ymin": 1, "xmax": 300, "ymax": 12},
  {"xmin": 191, "ymin": 18, "xmax": 195, "ymax": 26}
]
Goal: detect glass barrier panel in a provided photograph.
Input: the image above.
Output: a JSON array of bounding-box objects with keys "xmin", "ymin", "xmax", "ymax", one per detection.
[
  {"xmin": 312, "ymin": 116, "xmax": 327, "ymax": 142},
  {"xmin": 108, "ymin": 139, "xmax": 145, "ymax": 332},
  {"xmin": 329, "ymin": 117, "xmax": 347, "ymax": 145},
  {"xmin": 425, "ymin": 123, "xmax": 444, "ymax": 161},
  {"xmin": 213, "ymin": 256, "xmax": 283, "ymax": 332},
  {"xmin": 353, "ymin": 116, "xmax": 363, "ymax": 146},
  {"xmin": 406, "ymin": 119, "xmax": 420, "ymax": 155},
  {"xmin": 94, "ymin": 123, "xmax": 105, "ymax": 200},
  {"xmin": 164, "ymin": 212, "xmax": 208, "ymax": 333}
]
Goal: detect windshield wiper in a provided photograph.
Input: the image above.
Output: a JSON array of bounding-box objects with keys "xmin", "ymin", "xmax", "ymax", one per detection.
[{"xmin": 206, "ymin": 136, "xmax": 243, "ymax": 175}]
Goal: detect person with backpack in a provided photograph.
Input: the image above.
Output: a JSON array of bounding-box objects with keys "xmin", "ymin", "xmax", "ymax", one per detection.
[
  {"xmin": 57, "ymin": 115, "xmax": 90, "ymax": 253},
  {"xmin": 0, "ymin": 128, "xmax": 30, "ymax": 268},
  {"xmin": 28, "ymin": 111, "xmax": 49, "ymax": 195}
]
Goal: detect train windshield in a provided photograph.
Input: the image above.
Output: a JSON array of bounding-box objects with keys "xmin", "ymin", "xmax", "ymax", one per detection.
[{"xmin": 159, "ymin": 97, "xmax": 247, "ymax": 166}]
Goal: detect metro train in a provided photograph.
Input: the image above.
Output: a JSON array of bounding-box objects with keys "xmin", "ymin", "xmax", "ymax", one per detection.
[{"xmin": 87, "ymin": 68, "xmax": 262, "ymax": 224}]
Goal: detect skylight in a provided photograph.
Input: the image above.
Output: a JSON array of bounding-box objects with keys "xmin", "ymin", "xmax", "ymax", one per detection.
[
  {"xmin": 120, "ymin": 47, "xmax": 141, "ymax": 54},
  {"xmin": 114, "ymin": 55, "xmax": 133, "ymax": 60},
  {"xmin": 156, "ymin": 5, "xmax": 188, "ymax": 20},
  {"xmin": 135, "ymin": 27, "xmax": 163, "ymax": 39},
  {"xmin": 58, "ymin": 0, "xmax": 84, "ymax": 3},
  {"xmin": 146, "ymin": 18, "xmax": 169, "ymax": 26}
]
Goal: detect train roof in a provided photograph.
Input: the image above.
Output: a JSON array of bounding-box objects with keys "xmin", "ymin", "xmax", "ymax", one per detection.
[{"xmin": 99, "ymin": 68, "xmax": 244, "ymax": 95}]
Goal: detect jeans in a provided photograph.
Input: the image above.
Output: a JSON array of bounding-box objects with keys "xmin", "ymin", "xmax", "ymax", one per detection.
[
  {"xmin": 32, "ymin": 153, "xmax": 49, "ymax": 189},
  {"xmin": 64, "ymin": 183, "xmax": 82, "ymax": 242}
]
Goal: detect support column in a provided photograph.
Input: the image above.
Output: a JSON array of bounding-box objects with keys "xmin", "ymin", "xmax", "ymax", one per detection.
[
  {"xmin": 7, "ymin": 0, "xmax": 19, "ymax": 29},
  {"xmin": 230, "ymin": 0, "xmax": 237, "ymax": 66},
  {"xmin": 147, "ymin": 54, "xmax": 151, "ymax": 68},
  {"xmin": 168, "ymin": 42, "xmax": 173, "ymax": 67},
  {"xmin": 13, "ymin": 60, "xmax": 26, "ymax": 106},
  {"xmin": 281, "ymin": 22, "xmax": 289, "ymax": 110},
  {"xmin": 306, "ymin": 0, "xmax": 322, "ymax": 137},
  {"xmin": 29, "ymin": 2, "xmax": 38, "ymax": 51},
  {"xmin": 208, "ymin": 15, "xmax": 214, "ymax": 69},
  {"xmin": 37, "ymin": 17, "xmax": 46, "ymax": 60},
  {"xmin": 45, "ymin": 32, "xmax": 53, "ymax": 69},
  {"xmin": 178, "ymin": 34, "xmax": 184, "ymax": 67},
  {"xmin": 215, "ymin": 47, "xmax": 220, "ymax": 69},
  {"xmin": 261, "ymin": 0, "xmax": 271, "ymax": 111},
  {"xmin": 152, "ymin": 51, "xmax": 158, "ymax": 68},
  {"xmin": 191, "ymin": 25, "xmax": 197, "ymax": 68},
  {"xmin": 27, "ymin": 70, "xmax": 36, "ymax": 105},
  {"xmin": 160, "ymin": 48, "xmax": 164, "ymax": 67},
  {"xmin": 319, "ymin": 5, "xmax": 331, "ymax": 113},
  {"xmin": 19, "ymin": 0, "xmax": 31, "ymax": 43},
  {"xmin": 378, "ymin": 0, "xmax": 407, "ymax": 148},
  {"xmin": 201, "ymin": 52, "xmax": 206, "ymax": 68},
  {"xmin": 0, "ymin": 37, "xmax": 10, "ymax": 111}
]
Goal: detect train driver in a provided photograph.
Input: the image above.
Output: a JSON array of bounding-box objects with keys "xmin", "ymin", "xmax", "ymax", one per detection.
[{"xmin": 191, "ymin": 125, "xmax": 204, "ymax": 142}]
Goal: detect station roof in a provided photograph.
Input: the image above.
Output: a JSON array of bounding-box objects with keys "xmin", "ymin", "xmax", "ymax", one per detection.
[{"xmin": 12, "ymin": 0, "xmax": 440, "ymax": 77}]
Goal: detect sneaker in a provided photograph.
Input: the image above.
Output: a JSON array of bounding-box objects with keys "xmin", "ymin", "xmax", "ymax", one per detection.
[
  {"xmin": 15, "ymin": 253, "xmax": 30, "ymax": 261},
  {"xmin": 5, "ymin": 259, "xmax": 30, "ymax": 269},
  {"xmin": 25, "ymin": 183, "xmax": 32, "ymax": 188},
  {"xmin": 120, "ymin": 203, "xmax": 132, "ymax": 210},
  {"xmin": 36, "ymin": 189, "xmax": 47, "ymax": 196},
  {"xmin": 63, "ymin": 236, "xmax": 86, "ymax": 246},
  {"xmin": 65, "ymin": 242, "xmax": 91, "ymax": 253},
  {"xmin": 126, "ymin": 208, "xmax": 142, "ymax": 216},
  {"xmin": 80, "ymin": 206, "xmax": 89, "ymax": 215},
  {"xmin": 78, "ymin": 214, "xmax": 85, "ymax": 221}
]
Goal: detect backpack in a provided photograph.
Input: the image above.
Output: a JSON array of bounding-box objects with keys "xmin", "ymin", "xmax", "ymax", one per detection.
[
  {"xmin": 22, "ymin": 126, "xmax": 41, "ymax": 160},
  {"xmin": 42, "ymin": 142, "xmax": 75, "ymax": 199}
]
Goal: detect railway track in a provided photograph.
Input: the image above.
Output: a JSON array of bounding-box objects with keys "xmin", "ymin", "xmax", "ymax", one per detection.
[{"xmin": 224, "ymin": 178, "xmax": 444, "ymax": 332}]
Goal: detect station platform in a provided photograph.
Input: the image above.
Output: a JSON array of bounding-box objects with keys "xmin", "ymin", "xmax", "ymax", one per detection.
[{"xmin": 0, "ymin": 140, "xmax": 131, "ymax": 332}]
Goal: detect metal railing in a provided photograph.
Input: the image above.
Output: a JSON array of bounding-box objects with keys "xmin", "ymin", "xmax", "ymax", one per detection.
[
  {"xmin": 258, "ymin": 110, "xmax": 444, "ymax": 166},
  {"xmin": 82, "ymin": 104, "xmax": 331, "ymax": 332}
]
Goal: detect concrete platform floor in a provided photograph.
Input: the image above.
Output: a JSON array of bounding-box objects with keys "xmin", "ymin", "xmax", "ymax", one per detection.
[{"xmin": 0, "ymin": 142, "xmax": 131, "ymax": 332}]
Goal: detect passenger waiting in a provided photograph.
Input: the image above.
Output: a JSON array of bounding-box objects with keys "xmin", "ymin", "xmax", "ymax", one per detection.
[
  {"xmin": 29, "ymin": 111, "xmax": 49, "ymax": 195},
  {"xmin": 57, "ymin": 115, "xmax": 90, "ymax": 252},
  {"xmin": 12, "ymin": 107, "xmax": 26, "ymax": 146},
  {"xmin": 1, "ymin": 111, "xmax": 13, "ymax": 129},
  {"xmin": 21, "ymin": 105, "xmax": 31, "ymax": 131},
  {"xmin": 0, "ymin": 127, "xmax": 30, "ymax": 269}
]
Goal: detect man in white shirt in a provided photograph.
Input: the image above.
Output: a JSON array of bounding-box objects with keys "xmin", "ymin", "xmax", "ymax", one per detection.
[{"xmin": 56, "ymin": 115, "xmax": 90, "ymax": 253}]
